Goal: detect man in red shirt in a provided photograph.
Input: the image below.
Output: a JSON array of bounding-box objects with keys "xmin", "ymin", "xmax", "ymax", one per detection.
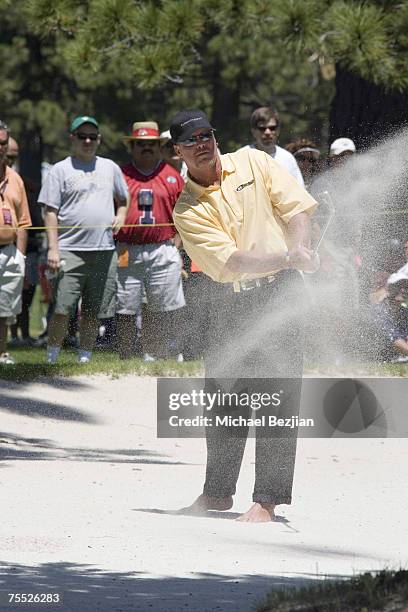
[{"xmin": 116, "ymin": 121, "xmax": 185, "ymax": 360}]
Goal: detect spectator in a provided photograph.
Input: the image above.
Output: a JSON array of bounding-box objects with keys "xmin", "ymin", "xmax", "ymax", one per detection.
[
  {"xmin": 160, "ymin": 131, "xmax": 188, "ymax": 180},
  {"xmin": 308, "ymin": 137, "xmax": 361, "ymax": 362},
  {"xmin": 6, "ymin": 137, "xmax": 19, "ymax": 170},
  {"xmin": 328, "ymin": 137, "xmax": 356, "ymax": 167},
  {"xmin": 285, "ymin": 139, "xmax": 321, "ymax": 188},
  {"xmin": 6, "ymin": 136, "xmax": 44, "ymax": 347},
  {"xmin": 0, "ymin": 120, "xmax": 32, "ymax": 365},
  {"xmin": 38, "ymin": 115, "xmax": 129, "ymax": 364},
  {"xmin": 160, "ymin": 130, "xmax": 214, "ymax": 360},
  {"xmin": 366, "ymin": 238, "xmax": 406, "ymax": 304},
  {"xmin": 237, "ymin": 106, "xmax": 304, "ymax": 185},
  {"xmin": 372, "ymin": 265, "xmax": 408, "ymax": 362},
  {"xmin": 310, "ymin": 136, "xmax": 360, "ymax": 310},
  {"xmin": 116, "ymin": 121, "xmax": 185, "ymax": 361}
]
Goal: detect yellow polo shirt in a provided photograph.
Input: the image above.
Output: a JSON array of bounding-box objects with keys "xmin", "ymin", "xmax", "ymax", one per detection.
[{"xmin": 173, "ymin": 147, "xmax": 317, "ymax": 283}]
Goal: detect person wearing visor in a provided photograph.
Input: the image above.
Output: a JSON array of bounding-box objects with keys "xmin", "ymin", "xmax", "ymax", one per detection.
[
  {"xmin": 38, "ymin": 115, "xmax": 129, "ymax": 364},
  {"xmin": 286, "ymin": 140, "xmax": 321, "ymax": 189},
  {"xmin": 171, "ymin": 108, "xmax": 319, "ymax": 523},
  {"xmin": 116, "ymin": 121, "xmax": 185, "ymax": 361}
]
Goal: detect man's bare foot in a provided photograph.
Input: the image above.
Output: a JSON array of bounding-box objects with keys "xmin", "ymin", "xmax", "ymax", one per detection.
[
  {"xmin": 236, "ymin": 502, "xmax": 276, "ymax": 523},
  {"xmin": 178, "ymin": 494, "xmax": 233, "ymax": 515}
]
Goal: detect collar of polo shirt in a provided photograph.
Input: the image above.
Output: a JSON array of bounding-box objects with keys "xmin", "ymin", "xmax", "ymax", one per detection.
[
  {"xmin": 186, "ymin": 155, "xmax": 236, "ymax": 197},
  {"xmin": 222, "ymin": 156, "xmax": 236, "ymax": 175}
]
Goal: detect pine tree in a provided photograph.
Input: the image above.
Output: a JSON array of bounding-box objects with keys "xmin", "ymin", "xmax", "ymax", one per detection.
[{"xmin": 2, "ymin": 0, "xmax": 408, "ymax": 178}]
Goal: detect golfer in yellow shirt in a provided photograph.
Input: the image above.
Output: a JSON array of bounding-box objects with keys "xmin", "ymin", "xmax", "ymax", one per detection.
[{"xmin": 171, "ymin": 109, "xmax": 318, "ymax": 523}]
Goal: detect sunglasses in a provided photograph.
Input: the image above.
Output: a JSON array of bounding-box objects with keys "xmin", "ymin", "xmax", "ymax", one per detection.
[
  {"xmin": 74, "ymin": 132, "xmax": 99, "ymax": 141},
  {"xmin": 134, "ymin": 140, "xmax": 159, "ymax": 147},
  {"xmin": 256, "ymin": 124, "xmax": 278, "ymax": 132},
  {"xmin": 295, "ymin": 155, "xmax": 318, "ymax": 163},
  {"xmin": 178, "ymin": 131, "xmax": 214, "ymax": 147}
]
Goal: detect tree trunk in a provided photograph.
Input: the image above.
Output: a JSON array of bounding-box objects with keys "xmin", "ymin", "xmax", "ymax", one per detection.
[
  {"xmin": 329, "ymin": 65, "xmax": 408, "ymax": 150},
  {"xmin": 19, "ymin": 131, "xmax": 43, "ymax": 185},
  {"xmin": 210, "ymin": 57, "xmax": 241, "ymax": 151},
  {"xmin": 330, "ymin": 65, "xmax": 408, "ymax": 269}
]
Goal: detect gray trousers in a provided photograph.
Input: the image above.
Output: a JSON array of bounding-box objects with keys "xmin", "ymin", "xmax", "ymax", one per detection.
[{"xmin": 203, "ymin": 270, "xmax": 304, "ymax": 505}]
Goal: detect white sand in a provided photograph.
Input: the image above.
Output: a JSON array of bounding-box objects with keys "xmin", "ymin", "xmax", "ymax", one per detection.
[{"xmin": 0, "ymin": 374, "xmax": 407, "ymax": 611}]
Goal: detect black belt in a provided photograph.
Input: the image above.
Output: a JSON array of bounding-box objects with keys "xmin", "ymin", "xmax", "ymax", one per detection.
[{"xmin": 233, "ymin": 273, "xmax": 277, "ymax": 293}]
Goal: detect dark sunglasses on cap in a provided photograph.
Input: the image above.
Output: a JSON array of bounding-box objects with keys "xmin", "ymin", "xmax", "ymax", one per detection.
[
  {"xmin": 178, "ymin": 131, "xmax": 214, "ymax": 147},
  {"xmin": 74, "ymin": 132, "xmax": 99, "ymax": 141},
  {"xmin": 256, "ymin": 124, "xmax": 278, "ymax": 132},
  {"xmin": 134, "ymin": 139, "xmax": 159, "ymax": 148}
]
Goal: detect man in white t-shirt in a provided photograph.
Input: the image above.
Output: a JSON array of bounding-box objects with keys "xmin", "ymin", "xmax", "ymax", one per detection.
[{"xmin": 237, "ymin": 106, "xmax": 304, "ymax": 186}]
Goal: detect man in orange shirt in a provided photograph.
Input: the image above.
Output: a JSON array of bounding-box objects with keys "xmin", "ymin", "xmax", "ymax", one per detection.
[{"xmin": 0, "ymin": 120, "xmax": 32, "ymax": 364}]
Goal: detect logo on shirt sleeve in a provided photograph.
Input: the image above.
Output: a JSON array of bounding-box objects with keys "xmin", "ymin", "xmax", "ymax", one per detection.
[{"xmin": 236, "ymin": 179, "xmax": 254, "ymax": 192}]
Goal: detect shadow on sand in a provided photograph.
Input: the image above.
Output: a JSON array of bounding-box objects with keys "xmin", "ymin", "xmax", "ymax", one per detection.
[
  {"xmin": 0, "ymin": 561, "xmax": 351, "ymax": 612},
  {"xmin": 0, "ymin": 372, "xmax": 96, "ymax": 425},
  {"xmin": 0, "ymin": 433, "xmax": 187, "ymax": 466},
  {"xmin": 133, "ymin": 507, "xmax": 292, "ymax": 524}
]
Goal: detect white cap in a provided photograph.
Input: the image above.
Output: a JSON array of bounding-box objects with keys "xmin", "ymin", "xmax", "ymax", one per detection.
[
  {"xmin": 388, "ymin": 262, "xmax": 408, "ymax": 285},
  {"xmin": 330, "ymin": 137, "xmax": 356, "ymax": 156},
  {"xmin": 160, "ymin": 130, "xmax": 171, "ymax": 141}
]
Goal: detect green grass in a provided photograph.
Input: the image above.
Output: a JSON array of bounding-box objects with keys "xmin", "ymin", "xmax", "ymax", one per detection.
[
  {"xmin": 306, "ymin": 361, "xmax": 408, "ymax": 378},
  {"xmin": 1, "ymin": 345, "xmax": 407, "ymax": 382},
  {"xmin": 257, "ymin": 569, "xmax": 408, "ymax": 612},
  {"xmin": 0, "ymin": 347, "xmax": 203, "ymax": 382}
]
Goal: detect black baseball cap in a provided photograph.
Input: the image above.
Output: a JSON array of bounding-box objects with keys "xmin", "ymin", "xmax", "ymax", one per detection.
[{"xmin": 170, "ymin": 109, "xmax": 214, "ymax": 143}]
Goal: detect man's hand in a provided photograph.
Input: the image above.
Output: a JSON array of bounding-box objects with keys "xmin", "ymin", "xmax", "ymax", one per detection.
[
  {"xmin": 112, "ymin": 210, "xmax": 127, "ymax": 235},
  {"xmin": 47, "ymin": 247, "xmax": 61, "ymax": 271},
  {"xmin": 287, "ymin": 245, "xmax": 320, "ymax": 273}
]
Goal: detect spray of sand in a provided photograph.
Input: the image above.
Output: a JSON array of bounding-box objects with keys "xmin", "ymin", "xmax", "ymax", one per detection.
[{"xmin": 209, "ymin": 129, "xmax": 408, "ymax": 374}]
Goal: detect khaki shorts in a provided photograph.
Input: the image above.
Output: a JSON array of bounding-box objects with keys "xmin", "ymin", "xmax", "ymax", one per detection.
[
  {"xmin": 53, "ymin": 250, "xmax": 117, "ymax": 318},
  {"xmin": 0, "ymin": 243, "xmax": 25, "ymax": 323},
  {"xmin": 116, "ymin": 241, "xmax": 185, "ymax": 314}
]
